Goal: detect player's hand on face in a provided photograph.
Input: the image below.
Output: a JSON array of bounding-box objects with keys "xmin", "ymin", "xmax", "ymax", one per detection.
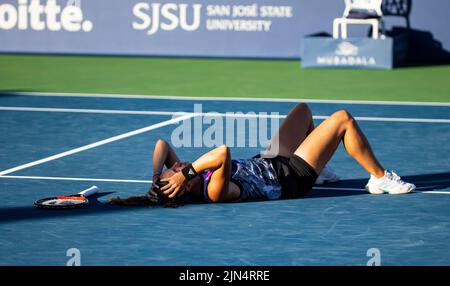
[
  {"xmin": 161, "ymin": 171, "xmax": 186, "ymax": 198},
  {"xmin": 147, "ymin": 190, "xmax": 159, "ymax": 203},
  {"xmin": 151, "ymin": 174, "xmax": 161, "ymax": 190},
  {"xmin": 152, "ymin": 174, "xmax": 161, "ymax": 183},
  {"xmin": 146, "ymin": 175, "xmax": 160, "ymax": 202},
  {"xmin": 150, "ymin": 171, "xmax": 166, "ymax": 193}
]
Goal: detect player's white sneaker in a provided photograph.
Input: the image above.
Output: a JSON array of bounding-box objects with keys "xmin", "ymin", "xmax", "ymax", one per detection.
[
  {"xmin": 365, "ymin": 170, "xmax": 415, "ymax": 195},
  {"xmin": 315, "ymin": 165, "xmax": 340, "ymax": 184}
]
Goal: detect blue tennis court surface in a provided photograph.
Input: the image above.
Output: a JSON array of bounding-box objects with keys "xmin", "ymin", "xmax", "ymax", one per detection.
[{"xmin": 0, "ymin": 93, "xmax": 449, "ymax": 266}]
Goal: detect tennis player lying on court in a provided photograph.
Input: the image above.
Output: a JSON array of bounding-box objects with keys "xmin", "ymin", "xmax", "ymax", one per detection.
[{"xmin": 108, "ymin": 103, "xmax": 415, "ymax": 207}]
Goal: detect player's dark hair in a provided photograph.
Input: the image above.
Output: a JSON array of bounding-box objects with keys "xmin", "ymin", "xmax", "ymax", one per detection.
[
  {"xmin": 107, "ymin": 179, "xmax": 187, "ymax": 208},
  {"xmin": 151, "ymin": 179, "xmax": 187, "ymax": 208}
]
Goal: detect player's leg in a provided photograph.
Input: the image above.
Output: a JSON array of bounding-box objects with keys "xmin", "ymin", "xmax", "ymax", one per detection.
[
  {"xmin": 294, "ymin": 110, "xmax": 415, "ymax": 194},
  {"xmin": 294, "ymin": 110, "xmax": 385, "ymax": 177},
  {"xmin": 265, "ymin": 103, "xmax": 314, "ymax": 157}
]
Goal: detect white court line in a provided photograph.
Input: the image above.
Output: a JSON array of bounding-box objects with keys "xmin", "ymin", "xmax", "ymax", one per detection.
[
  {"xmin": 313, "ymin": 186, "xmax": 450, "ymax": 194},
  {"xmin": 0, "ymin": 106, "xmax": 284, "ymax": 119},
  {"xmin": 0, "ymin": 106, "xmax": 178, "ymax": 116},
  {"xmin": 338, "ymin": 116, "xmax": 450, "ymax": 124},
  {"xmin": 1, "ymin": 175, "xmax": 448, "ymax": 194},
  {"xmin": 0, "ymin": 175, "xmax": 152, "ymax": 184},
  {"xmin": 413, "ymin": 179, "xmax": 450, "ymax": 184},
  {"xmin": 0, "ymin": 113, "xmax": 195, "ymax": 176},
  {"xmin": 10, "ymin": 91, "xmax": 450, "ymax": 106},
  {"xmin": 1, "ymin": 106, "xmax": 450, "ymax": 123},
  {"xmin": 422, "ymin": 191, "xmax": 450, "ymax": 194},
  {"xmin": 313, "ymin": 186, "xmax": 365, "ymax": 191}
]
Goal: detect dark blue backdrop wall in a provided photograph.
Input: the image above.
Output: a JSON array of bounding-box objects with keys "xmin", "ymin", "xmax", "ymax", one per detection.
[{"xmin": 0, "ymin": 0, "xmax": 449, "ymax": 60}]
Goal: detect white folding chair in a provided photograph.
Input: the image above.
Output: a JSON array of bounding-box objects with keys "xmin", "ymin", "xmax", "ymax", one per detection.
[{"xmin": 333, "ymin": 0, "xmax": 384, "ymax": 39}]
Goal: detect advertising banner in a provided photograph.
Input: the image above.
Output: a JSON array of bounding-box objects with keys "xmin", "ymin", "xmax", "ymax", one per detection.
[{"xmin": 0, "ymin": 0, "xmax": 301, "ymax": 58}]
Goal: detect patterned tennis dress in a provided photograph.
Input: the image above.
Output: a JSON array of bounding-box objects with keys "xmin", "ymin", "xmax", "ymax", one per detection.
[{"xmin": 201, "ymin": 157, "xmax": 282, "ymax": 202}]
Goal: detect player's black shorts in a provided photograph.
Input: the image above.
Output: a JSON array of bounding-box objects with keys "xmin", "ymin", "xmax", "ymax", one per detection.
[{"xmin": 269, "ymin": 155, "xmax": 318, "ymax": 198}]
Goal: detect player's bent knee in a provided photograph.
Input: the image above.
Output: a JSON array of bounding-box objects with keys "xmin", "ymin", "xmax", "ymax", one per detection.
[
  {"xmin": 217, "ymin": 144, "xmax": 230, "ymax": 158},
  {"xmin": 332, "ymin": 110, "xmax": 354, "ymax": 124}
]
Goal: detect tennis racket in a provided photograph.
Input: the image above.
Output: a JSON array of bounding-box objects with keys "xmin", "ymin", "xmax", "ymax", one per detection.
[{"xmin": 34, "ymin": 186, "xmax": 99, "ymax": 210}]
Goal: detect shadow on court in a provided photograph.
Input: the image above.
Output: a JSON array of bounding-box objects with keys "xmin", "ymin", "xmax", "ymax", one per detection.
[
  {"xmin": 1, "ymin": 172, "xmax": 449, "ymax": 224},
  {"xmin": 309, "ymin": 172, "xmax": 450, "ymax": 198}
]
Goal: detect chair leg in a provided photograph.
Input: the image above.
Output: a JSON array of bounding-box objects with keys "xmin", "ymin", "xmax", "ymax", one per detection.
[
  {"xmin": 341, "ymin": 22, "xmax": 347, "ymax": 39},
  {"xmin": 333, "ymin": 20, "xmax": 339, "ymax": 39},
  {"xmin": 372, "ymin": 21, "xmax": 379, "ymax": 39}
]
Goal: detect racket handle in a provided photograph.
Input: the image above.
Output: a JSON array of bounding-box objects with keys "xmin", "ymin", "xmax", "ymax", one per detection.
[{"xmin": 79, "ymin": 186, "xmax": 99, "ymax": 197}]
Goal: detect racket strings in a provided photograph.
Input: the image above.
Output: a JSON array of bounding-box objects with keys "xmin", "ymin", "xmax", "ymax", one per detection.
[
  {"xmin": 34, "ymin": 186, "xmax": 97, "ymax": 209},
  {"xmin": 42, "ymin": 197, "xmax": 87, "ymax": 205},
  {"xmin": 56, "ymin": 196, "xmax": 85, "ymax": 201}
]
